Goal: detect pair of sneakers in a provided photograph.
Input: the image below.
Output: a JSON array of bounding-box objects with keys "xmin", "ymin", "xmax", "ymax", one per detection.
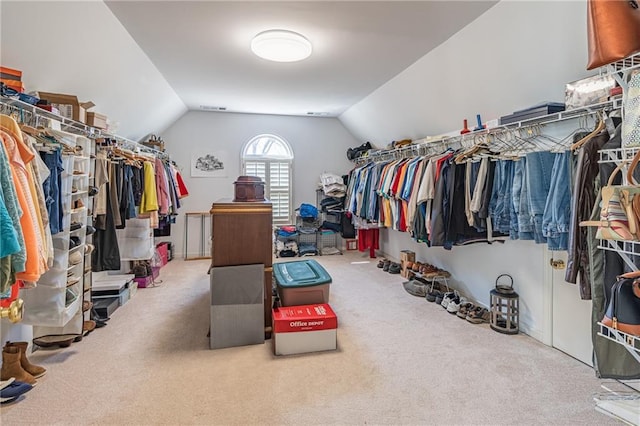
[{"xmin": 441, "ymin": 291, "xmax": 467, "ymax": 314}]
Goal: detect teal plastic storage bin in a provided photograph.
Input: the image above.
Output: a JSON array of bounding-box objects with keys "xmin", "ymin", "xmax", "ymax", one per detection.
[{"xmin": 274, "ymin": 260, "xmax": 332, "ymax": 306}]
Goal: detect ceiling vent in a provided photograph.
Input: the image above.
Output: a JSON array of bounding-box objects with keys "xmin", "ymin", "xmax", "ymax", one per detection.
[
  {"xmin": 306, "ymin": 111, "xmax": 330, "ymax": 116},
  {"xmin": 200, "ymin": 105, "xmax": 227, "ymax": 111}
]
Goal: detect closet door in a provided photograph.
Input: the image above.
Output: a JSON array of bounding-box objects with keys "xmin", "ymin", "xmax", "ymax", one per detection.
[{"xmin": 550, "ymin": 250, "xmax": 594, "ymax": 366}]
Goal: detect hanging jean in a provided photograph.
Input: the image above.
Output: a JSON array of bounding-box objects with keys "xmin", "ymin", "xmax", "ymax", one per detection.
[
  {"xmin": 512, "ymin": 158, "xmax": 534, "ymax": 240},
  {"xmin": 489, "ymin": 160, "xmax": 514, "ymax": 235},
  {"xmin": 525, "ymin": 151, "xmax": 555, "ymax": 244},
  {"xmin": 542, "ymin": 151, "xmax": 572, "ymax": 250},
  {"xmin": 40, "ymin": 148, "xmax": 63, "ymax": 235}
]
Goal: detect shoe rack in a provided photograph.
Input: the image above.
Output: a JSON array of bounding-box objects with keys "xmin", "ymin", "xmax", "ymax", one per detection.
[{"xmin": 22, "ymin": 135, "xmax": 91, "ymax": 339}]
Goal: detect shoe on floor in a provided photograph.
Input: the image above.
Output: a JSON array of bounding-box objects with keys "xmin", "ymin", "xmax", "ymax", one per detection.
[
  {"xmin": 426, "ymin": 282, "xmax": 445, "ymax": 303},
  {"xmin": 456, "ymin": 302, "xmax": 475, "ymax": 319},
  {"xmin": 388, "ymin": 262, "xmax": 401, "ymax": 274},
  {"xmin": 376, "ymin": 259, "xmax": 386, "ymax": 268},
  {"xmin": 440, "ymin": 291, "xmax": 457, "ymax": 309},
  {"xmin": 1, "ymin": 347, "xmax": 36, "ymax": 385},
  {"xmin": 0, "ymin": 380, "xmax": 33, "ymax": 403},
  {"xmin": 446, "ymin": 296, "xmax": 466, "ymax": 314},
  {"xmin": 403, "ymin": 280, "xmax": 427, "ymax": 297},
  {"xmin": 466, "ymin": 307, "xmax": 490, "ymax": 324},
  {"xmin": 32, "ymin": 335, "xmax": 79, "ymax": 348},
  {"xmin": 83, "ymin": 320, "xmax": 96, "ymax": 334},
  {"xmin": 3, "ymin": 342, "xmax": 46, "ymax": 379},
  {"xmin": 0, "ymin": 378, "xmax": 15, "ymax": 390},
  {"xmin": 382, "ymin": 260, "xmax": 391, "ymax": 272}
]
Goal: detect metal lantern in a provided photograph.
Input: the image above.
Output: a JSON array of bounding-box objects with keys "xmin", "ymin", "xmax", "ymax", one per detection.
[{"xmin": 489, "ymin": 274, "xmax": 519, "ymax": 335}]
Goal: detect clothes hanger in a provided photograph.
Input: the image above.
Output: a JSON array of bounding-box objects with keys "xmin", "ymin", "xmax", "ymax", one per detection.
[{"xmin": 570, "ymin": 112, "xmax": 605, "ymax": 151}]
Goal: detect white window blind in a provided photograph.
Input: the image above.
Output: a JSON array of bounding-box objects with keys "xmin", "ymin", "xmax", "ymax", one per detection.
[
  {"xmin": 244, "ymin": 161, "xmax": 266, "ymax": 182},
  {"xmin": 242, "ymin": 134, "xmax": 294, "ymax": 224}
]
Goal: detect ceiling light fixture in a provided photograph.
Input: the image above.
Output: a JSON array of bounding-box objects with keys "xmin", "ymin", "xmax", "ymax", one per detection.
[{"xmin": 251, "ymin": 29, "xmax": 312, "ymax": 62}]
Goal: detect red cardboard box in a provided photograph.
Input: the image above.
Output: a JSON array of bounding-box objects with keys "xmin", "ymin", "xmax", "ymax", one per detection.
[{"xmin": 272, "ymin": 303, "xmax": 337, "ymax": 355}]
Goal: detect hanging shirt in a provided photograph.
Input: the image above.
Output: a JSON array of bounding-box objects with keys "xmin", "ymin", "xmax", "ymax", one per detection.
[
  {"xmin": 173, "ymin": 165, "xmax": 189, "ymax": 198},
  {"xmin": 155, "ymin": 158, "xmax": 170, "ymax": 215},
  {"xmin": 0, "ymin": 140, "xmax": 25, "ymax": 277},
  {"xmin": 140, "ymin": 161, "xmax": 159, "ymax": 228},
  {"xmin": 0, "ymin": 128, "xmax": 46, "ymax": 279},
  {"xmin": 94, "ymin": 153, "xmax": 110, "ymax": 216}
]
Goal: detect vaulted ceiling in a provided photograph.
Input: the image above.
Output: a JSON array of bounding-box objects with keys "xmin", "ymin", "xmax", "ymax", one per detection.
[
  {"xmin": 105, "ymin": 1, "xmax": 497, "ymax": 117},
  {"xmin": 1, "ymin": 1, "xmax": 497, "ymax": 139}
]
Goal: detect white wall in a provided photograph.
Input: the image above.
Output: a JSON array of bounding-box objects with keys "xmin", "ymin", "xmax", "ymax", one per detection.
[
  {"xmin": 381, "ymin": 231, "xmax": 549, "ymax": 341},
  {"xmin": 339, "ymin": 1, "xmax": 592, "ymax": 343},
  {"xmin": 0, "ymin": 0, "xmax": 187, "ymax": 141},
  {"xmin": 340, "ymin": 0, "xmax": 591, "ymax": 144},
  {"xmin": 161, "ymin": 111, "xmax": 359, "ymax": 258}
]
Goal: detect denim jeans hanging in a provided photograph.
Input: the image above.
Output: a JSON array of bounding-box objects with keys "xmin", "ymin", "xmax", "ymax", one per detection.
[
  {"xmin": 525, "ymin": 151, "xmax": 555, "ymax": 244},
  {"xmin": 542, "ymin": 151, "xmax": 573, "ymax": 250}
]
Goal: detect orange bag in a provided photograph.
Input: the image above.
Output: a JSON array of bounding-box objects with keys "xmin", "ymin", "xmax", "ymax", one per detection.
[{"xmin": 587, "ymin": 0, "xmax": 640, "ymax": 70}]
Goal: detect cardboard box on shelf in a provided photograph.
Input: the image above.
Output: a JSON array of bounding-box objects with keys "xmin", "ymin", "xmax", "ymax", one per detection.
[
  {"xmin": 0, "ymin": 66, "xmax": 22, "ymax": 81},
  {"xmin": 272, "ymin": 303, "xmax": 337, "ymax": 355},
  {"xmin": 86, "ymin": 112, "xmax": 108, "ymax": 129},
  {"xmin": 400, "ymin": 250, "xmax": 415, "ymax": 278},
  {"xmin": 33, "ymin": 91, "xmax": 94, "ymax": 123},
  {"xmin": 401, "ymin": 262, "xmax": 415, "ymax": 279},
  {"xmin": 400, "ymin": 250, "xmax": 415, "ymax": 263}
]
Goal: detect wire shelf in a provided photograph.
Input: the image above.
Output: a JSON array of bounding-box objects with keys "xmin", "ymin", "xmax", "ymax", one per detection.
[
  {"xmin": 597, "ymin": 240, "xmax": 640, "ymax": 271},
  {"xmin": 599, "ymin": 147, "xmax": 640, "ymax": 164},
  {"xmin": 598, "ymin": 322, "xmax": 640, "ymax": 364},
  {"xmin": 355, "ymin": 99, "xmax": 620, "ymax": 165},
  {"xmin": 603, "ymin": 52, "xmax": 640, "ymax": 75}
]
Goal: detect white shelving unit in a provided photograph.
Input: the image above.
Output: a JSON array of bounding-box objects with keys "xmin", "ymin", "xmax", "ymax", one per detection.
[
  {"xmin": 22, "ymin": 135, "xmax": 91, "ymax": 340},
  {"xmin": 593, "ymin": 53, "xmax": 640, "ymax": 424}
]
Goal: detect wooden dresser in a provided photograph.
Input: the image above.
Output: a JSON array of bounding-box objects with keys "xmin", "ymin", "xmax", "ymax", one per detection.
[{"xmin": 210, "ymin": 199, "xmax": 273, "ymax": 336}]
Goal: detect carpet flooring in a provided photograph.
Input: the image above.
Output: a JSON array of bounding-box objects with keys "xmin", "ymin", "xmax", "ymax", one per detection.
[{"xmin": 0, "ymin": 253, "xmax": 620, "ymax": 425}]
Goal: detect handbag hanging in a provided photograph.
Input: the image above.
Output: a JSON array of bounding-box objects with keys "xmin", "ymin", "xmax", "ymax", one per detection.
[
  {"xmin": 580, "ymin": 149, "xmax": 640, "ymax": 240},
  {"xmin": 586, "ymin": 0, "xmax": 640, "ymax": 70},
  {"xmin": 602, "ymin": 270, "xmax": 640, "ymax": 336}
]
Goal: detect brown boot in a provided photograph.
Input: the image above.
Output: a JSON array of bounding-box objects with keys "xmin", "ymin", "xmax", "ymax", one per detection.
[
  {"xmin": 5, "ymin": 342, "xmax": 46, "ymax": 378},
  {"xmin": 0, "ymin": 346, "xmax": 36, "ymax": 385}
]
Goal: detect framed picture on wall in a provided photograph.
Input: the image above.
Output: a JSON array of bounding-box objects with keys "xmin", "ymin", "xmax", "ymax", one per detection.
[{"xmin": 190, "ymin": 151, "xmax": 229, "ymax": 178}]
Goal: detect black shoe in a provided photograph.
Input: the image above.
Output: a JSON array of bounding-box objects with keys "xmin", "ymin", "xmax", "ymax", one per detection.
[
  {"xmin": 70, "ymin": 222, "xmax": 82, "ymax": 231},
  {"xmin": 69, "ymin": 236, "xmax": 81, "ymax": 249},
  {"xmin": 382, "ymin": 260, "xmax": 391, "ymax": 272},
  {"xmin": 388, "ymin": 263, "xmax": 401, "ymax": 274}
]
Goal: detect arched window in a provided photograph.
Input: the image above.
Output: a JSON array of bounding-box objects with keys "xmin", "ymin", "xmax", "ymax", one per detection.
[{"xmin": 242, "ymin": 134, "xmax": 294, "ymax": 224}]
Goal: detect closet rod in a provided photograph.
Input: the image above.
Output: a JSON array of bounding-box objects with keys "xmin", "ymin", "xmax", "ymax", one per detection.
[
  {"xmin": 356, "ymin": 99, "xmax": 620, "ymax": 166},
  {"xmin": 0, "ymin": 96, "xmax": 169, "ymax": 160}
]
